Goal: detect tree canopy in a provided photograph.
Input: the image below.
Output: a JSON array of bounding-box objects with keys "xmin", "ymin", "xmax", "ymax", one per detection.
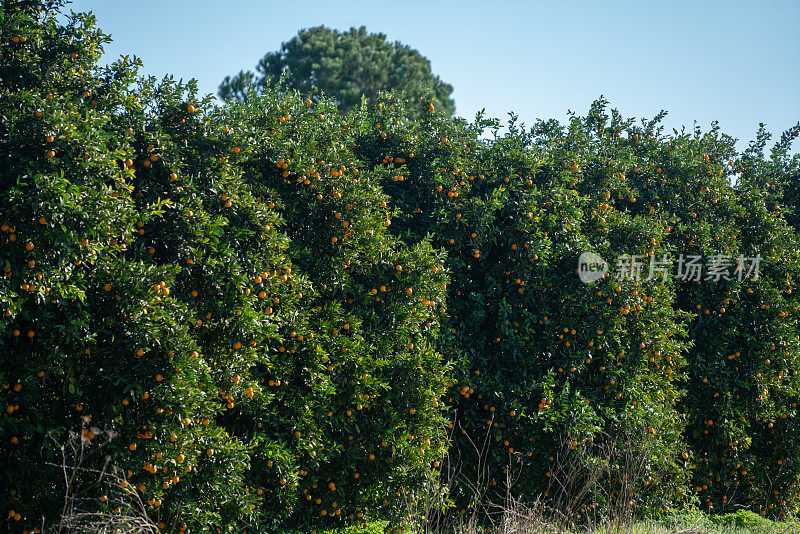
[
  {"xmin": 218, "ymin": 26, "xmax": 456, "ymax": 117},
  {"xmin": 1, "ymin": 4, "xmax": 447, "ymax": 532}
]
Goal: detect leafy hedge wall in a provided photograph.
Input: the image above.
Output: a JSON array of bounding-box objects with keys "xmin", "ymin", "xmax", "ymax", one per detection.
[
  {"xmin": 1, "ymin": 3, "xmax": 446, "ymax": 532},
  {"xmin": 1, "ymin": 2, "xmax": 799, "ymax": 533}
]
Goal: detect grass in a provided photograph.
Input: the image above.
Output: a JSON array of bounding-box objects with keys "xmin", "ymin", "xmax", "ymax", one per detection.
[
  {"xmin": 295, "ymin": 510, "xmax": 799, "ymax": 534},
  {"xmin": 653, "ymin": 508, "xmax": 799, "ymax": 534}
]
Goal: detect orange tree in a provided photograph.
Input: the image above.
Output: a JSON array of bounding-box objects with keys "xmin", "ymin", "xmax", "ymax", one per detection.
[
  {"xmin": 105, "ymin": 77, "xmax": 315, "ymax": 530},
  {"xmin": 0, "ymin": 2, "xmax": 308, "ymax": 531},
  {"xmin": 344, "ymin": 94, "xmax": 692, "ymax": 522},
  {"xmin": 585, "ymin": 108, "xmax": 800, "ymax": 519},
  {"xmin": 1, "ymin": 2, "xmax": 450, "ymax": 532},
  {"xmin": 218, "ymin": 88, "xmax": 449, "ymax": 528},
  {"xmin": 739, "ymin": 126, "xmax": 799, "ymax": 233},
  {"xmin": 345, "ymin": 93, "xmax": 800, "ymax": 521}
]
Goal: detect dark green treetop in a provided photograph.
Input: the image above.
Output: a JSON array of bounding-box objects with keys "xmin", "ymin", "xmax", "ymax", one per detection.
[{"xmin": 218, "ymin": 25, "xmax": 455, "ymax": 117}]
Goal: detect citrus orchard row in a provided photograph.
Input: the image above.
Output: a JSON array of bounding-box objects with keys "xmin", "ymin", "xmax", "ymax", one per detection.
[
  {"xmin": 1, "ymin": 3, "xmax": 446, "ymax": 533},
  {"xmin": 2, "ymin": 2, "xmax": 800, "ymax": 533},
  {"xmin": 345, "ymin": 96, "xmax": 800, "ymax": 520}
]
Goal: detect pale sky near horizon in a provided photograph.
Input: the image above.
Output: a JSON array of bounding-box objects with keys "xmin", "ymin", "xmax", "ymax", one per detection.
[{"xmin": 69, "ymin": 0, "xmax": 800, "ymax": 152}]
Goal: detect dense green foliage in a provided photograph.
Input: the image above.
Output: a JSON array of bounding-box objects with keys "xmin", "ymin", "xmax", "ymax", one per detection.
[
  {"xmin": 212, "ymin": 89, "xmax": 451, "ymax": 528},
  {"xmin": 2, "ymin": 2, "xmax": 800, "ymax": 533},
  {"xmin": 614, "ymin": 119, "xmax": 800, "ymax": 518},
  {"xmin": 1, "ymin": 3, "xmax": 446, "ymax": 532},
  {"xmin": 343, "ymin": 99, "xmax": 694, "ymax": 520},
  {"xmin": 0, "ymin": 5, "xmax": 267, "ymax": 529},
  {"xmin": 218, "ymin": 26, "xmax": 455, "ymax": 117}
]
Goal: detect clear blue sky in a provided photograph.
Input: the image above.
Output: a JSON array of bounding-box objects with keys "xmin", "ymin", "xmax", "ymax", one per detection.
[{"xmin": 70, "ymin": 0, "xmax": 799, "ymax": 151}]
